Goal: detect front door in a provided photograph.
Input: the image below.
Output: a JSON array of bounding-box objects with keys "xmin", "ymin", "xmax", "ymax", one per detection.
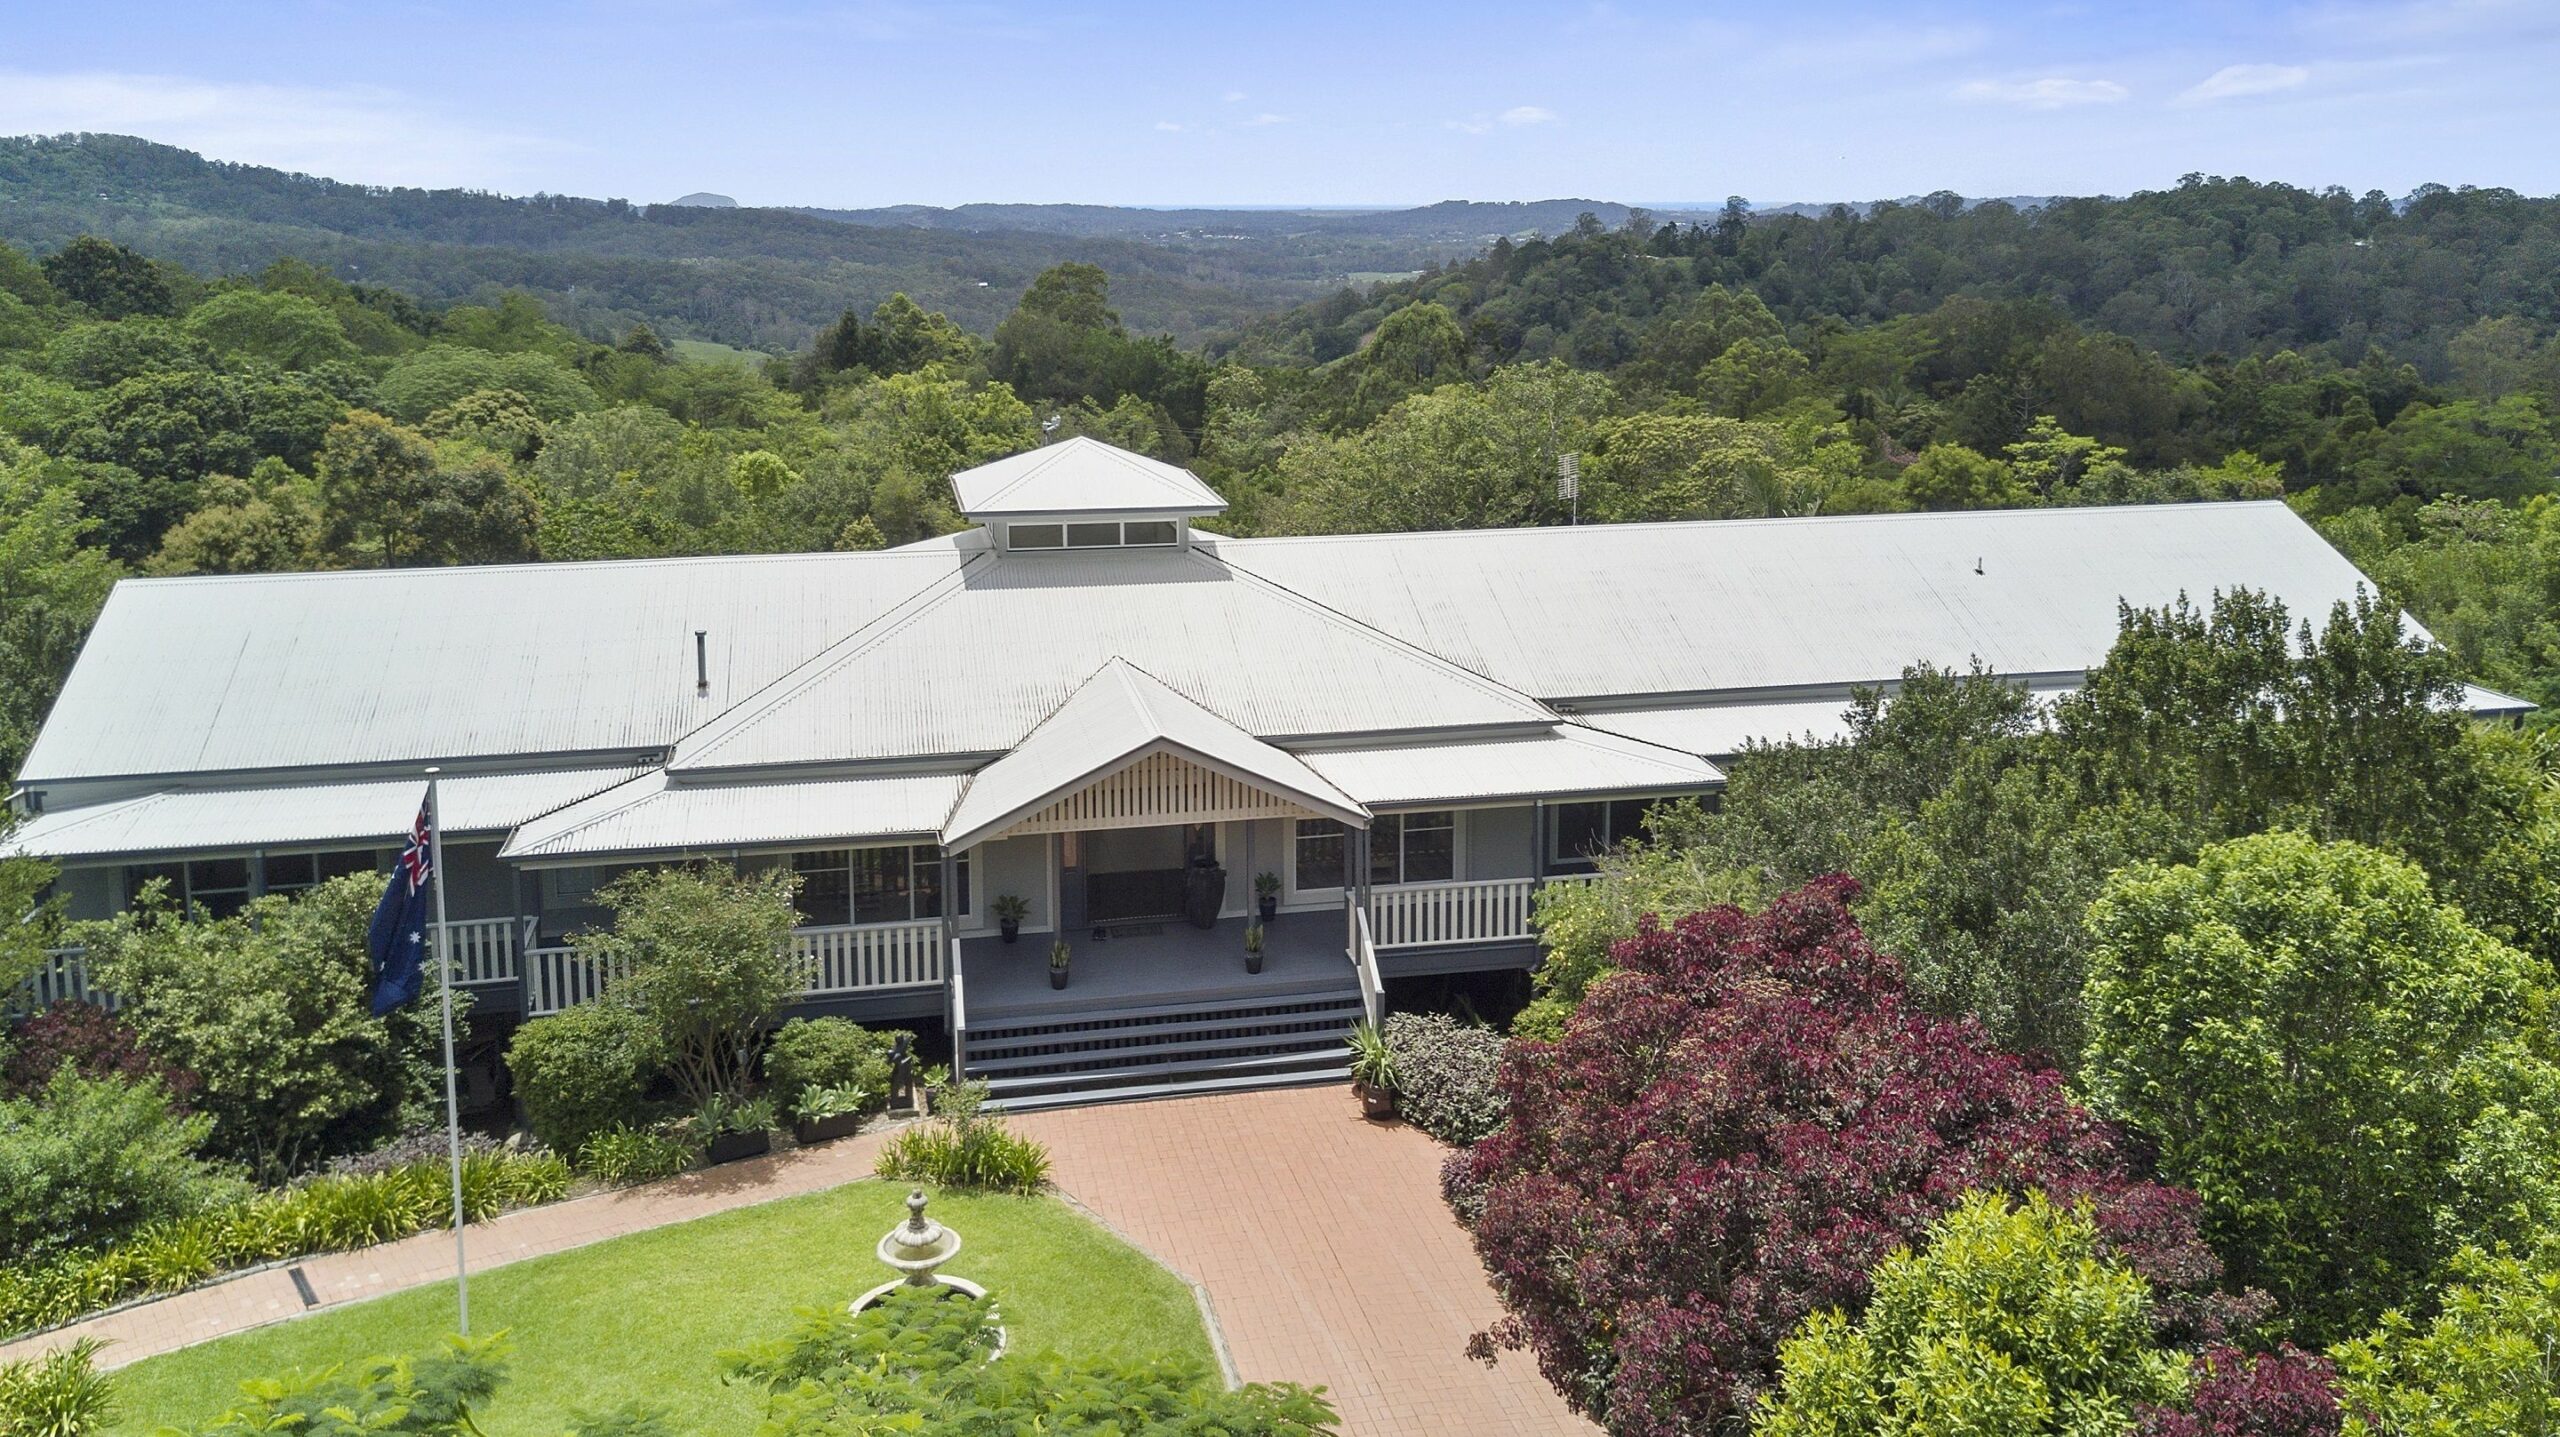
[{"xmin": 1082, "ymin": 824, "xmax": 1218, "ymax": 923}]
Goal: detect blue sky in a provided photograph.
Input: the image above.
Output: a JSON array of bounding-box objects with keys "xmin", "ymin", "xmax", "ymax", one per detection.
[{"xmin": 2, "ymin": 1, "xmax": 2554, "ymax": 207}]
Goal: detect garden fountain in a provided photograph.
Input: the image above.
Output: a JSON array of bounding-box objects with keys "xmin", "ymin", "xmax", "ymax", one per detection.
[{"xmin": 851, "ymin": 1189, "xmax": 1003, "ymax": 1353}]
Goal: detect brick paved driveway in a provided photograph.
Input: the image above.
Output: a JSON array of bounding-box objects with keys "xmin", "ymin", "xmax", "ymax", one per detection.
[
  {"xmin": 1012, "ymin": 1087, "xmax": 1593, "ymax": 1436},
  {"xmin": 6, "ymin": 1088, "xmax": 1589, "ymax": 1435}
]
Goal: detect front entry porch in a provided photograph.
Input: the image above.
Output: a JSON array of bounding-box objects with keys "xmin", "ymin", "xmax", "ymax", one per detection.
[{"xmin": 961, "ymin": 912, "xmax": 1351, "ymax": 1022}]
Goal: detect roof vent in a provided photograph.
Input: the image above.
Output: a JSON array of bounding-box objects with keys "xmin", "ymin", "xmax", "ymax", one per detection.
[{"xmin": 695, "ymin": 630, "xmax": 710, "ymax": 697}]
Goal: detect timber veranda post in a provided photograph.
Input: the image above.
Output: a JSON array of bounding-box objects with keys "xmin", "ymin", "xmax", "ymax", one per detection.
[{"xmin": 425, "ymin": 767, "xmax": 468, "ymax": 1335}]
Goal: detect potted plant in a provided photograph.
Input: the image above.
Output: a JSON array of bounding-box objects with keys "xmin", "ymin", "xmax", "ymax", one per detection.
[
  {"xmin": 1255, "ymin": 871, "xmax": 1280, "ymax": 923},
  {"xmin": 1049, "ymin": 938, "xmax": 1071, "ymax": 990},
  {"xmin": 1346, "ymin": 1021, "xmax": 1397, "ymax": 1121},
  {"xmin": 791, "ymin": 1083, "xmax": 867, "ymax": 1145},
  {"xmin": 691, "ymin": 1093, "xmax": 775, "ymax": 1164},
  {"xmin": 992, "ymin": 893, "xmax": 1029, "ymax": 944},
  {"xmin": 1244, "ymin": 921, "xmax": 1266, "ymax": 974}
]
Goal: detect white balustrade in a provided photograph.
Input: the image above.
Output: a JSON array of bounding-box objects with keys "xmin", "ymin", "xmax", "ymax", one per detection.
[
  {"xmin": 434, "ymin": 917, "xmax": 524, "ymax": 987},
  {"xmin": 793, "ymin": 920, "xmax": 946, "ymax": 995},
  {"xmin": 8, "ymin": 945, "xmax": 113, "ymax": 1015},
  {"xmin": 524, "ymin": 946, "xmax": 628, "ymax": 1016},
  {"xmin": 1364, "ymin": 874, "xmax": 1594, "ymax": 949}
]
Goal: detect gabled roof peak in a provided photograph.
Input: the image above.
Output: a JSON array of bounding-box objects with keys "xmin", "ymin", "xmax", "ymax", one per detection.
[{"xmin": 949, "ymin": 436, "xmax": 1227, "ymax": 520}]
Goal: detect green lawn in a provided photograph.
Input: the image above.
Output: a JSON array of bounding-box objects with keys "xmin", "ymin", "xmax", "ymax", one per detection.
[{"xmin": 108, "ymin": 1182, "xmax": 1214, "ymax": 1437}]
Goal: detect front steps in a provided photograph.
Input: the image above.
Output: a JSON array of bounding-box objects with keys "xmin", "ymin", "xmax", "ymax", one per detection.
[{"xmin": 966, "ymin": 988, "xmax": 1363, "ymax": 1111}]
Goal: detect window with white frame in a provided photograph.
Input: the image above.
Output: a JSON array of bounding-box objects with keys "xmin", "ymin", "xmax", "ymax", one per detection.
[
  {"xmin": 791, "ymin": 845, "xmax": 970, "ymax": 926},
  {"xmin": 1292, "ymin": 812, "xmax": 1455, "ymax": 891},
  {"xmin": 1548, "ymin": 798, "xmax": 1661, "ymax": 869}
]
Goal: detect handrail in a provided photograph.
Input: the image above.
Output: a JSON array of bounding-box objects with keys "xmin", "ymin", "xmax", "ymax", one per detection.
[
  {"xmin": 947, "ymin": 929, "xmax": 968, "ymax": 1077},
  {"xmin": 1350, "ymin": 907, "xmax": 1383, "ymax": 1030},
  {"xmin": 1366, "ymin": 873, "xmax": 1599, "ymax": 949}
]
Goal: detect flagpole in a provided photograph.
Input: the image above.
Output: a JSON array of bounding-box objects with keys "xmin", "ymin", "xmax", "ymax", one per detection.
[{"xmin": 425, "ymin": 766, "xmax": 468, "ymax": 1335}]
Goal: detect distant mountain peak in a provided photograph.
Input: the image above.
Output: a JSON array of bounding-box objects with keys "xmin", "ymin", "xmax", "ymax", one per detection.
[{"xmin": 665, "ymin": 192, "xmax": 737, "ymax": 208}]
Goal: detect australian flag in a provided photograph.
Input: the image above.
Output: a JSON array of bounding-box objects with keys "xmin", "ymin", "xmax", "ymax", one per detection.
[{"xmin": 366, "ymin": 800, "xmax": 435, "ymax": 1015}]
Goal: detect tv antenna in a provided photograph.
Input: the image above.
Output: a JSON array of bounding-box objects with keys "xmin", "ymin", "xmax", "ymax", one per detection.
[{"xmin": 1557, "ymin": 452, "xmax": 1580, "ymax": 525}]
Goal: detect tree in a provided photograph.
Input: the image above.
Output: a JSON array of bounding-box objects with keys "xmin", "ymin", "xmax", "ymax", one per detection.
[
  {"xmin": 2005, "ymin": 414, "xmax": 2128, "ymax": 498},
  {"xmin": 1458, "ymin": 878, "xmax": 2247, "ymax": 1436},
  {"xmin": 78, "ymin": 875, "xmax": 463, "ymax": 1177},
  {"xmin": 181, "ymin": 289, "xmax": 357, "ymax": 370},
  {"xmin": 1586, "ymin": 411, "xmax": 1862, "ymax": 521},
  {"xmin": 0, "ymin": 438, "xmax": 121, "ymax": 777},
  {"xmin": 2084, "ymin": 832, "xmax": 2560, "ymax": 1344},
  {"xmin": 1902, "ymin": 442, "xmax": 2031, "ymax": 510},
  {"xmin": 1757, "ymin": 1191, "xmax": 2186, "ymax": 1437},
  {"xmin": 1341, "ymin": 301, "xmax": 1470, "ymax": 422},
  {"xmin": 146, "ymin": 461, "xmax": 324, "ymax": 575},
  {"xmin": 40, "ymin": 237, "xmax": 174, "ymax": 319},
  {"xmin": 2353, "ymin": 397, "xmax": 2560, "ymax": 505},
  {"xmin": 2140, "ymin": 1346, "xmax": 2342, "ymax": 1437},
  {"xmin": 1267, "ymin": 361, "xmax": 1612, "ymax": 533},
  {"xmin": 2332, "ymin": 1239, "xmax": 2560, "ymax": 1437},
  {"xmin": 578, "ymin": 863, "xmax": 805, "ymax": 1108}
]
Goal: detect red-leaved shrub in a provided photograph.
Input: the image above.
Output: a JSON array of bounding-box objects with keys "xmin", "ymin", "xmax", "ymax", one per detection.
[
  {"xmin": 2139, "ymin": 1345, "xmax": 2341, "ymax": 1437},
  {"xmin": 2, "ymin": 1000, "xmax": 200, "ymax": 1107},
  {"xmin": 1454, "ymin": 877, "xmax": 2261, "ymax": 1435}
]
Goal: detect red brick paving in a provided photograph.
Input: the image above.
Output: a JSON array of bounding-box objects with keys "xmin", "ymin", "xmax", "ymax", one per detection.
[
  {"xmin": 1010, "ymin": 1087, "xmax": 1593, "ymax": 1436},
  {"xmin": 5, "ymin": 1088, "xmax": 1590, "ymax": 1435}
]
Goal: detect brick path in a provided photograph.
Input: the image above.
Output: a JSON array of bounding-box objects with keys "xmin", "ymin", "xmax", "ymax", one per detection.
[
  {"xmin": 5, "ymin": 1089, "xmax": 1590, "ymax": 1435},
  {"xmin": 1010, "ymin": 1088, "xmax": 1593, "ymax": 1436}
]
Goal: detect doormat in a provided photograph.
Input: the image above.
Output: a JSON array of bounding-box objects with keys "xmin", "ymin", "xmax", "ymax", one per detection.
[{"xmin": 1093, "ymin": 921, "xmax": 1167, "ymax": 939}]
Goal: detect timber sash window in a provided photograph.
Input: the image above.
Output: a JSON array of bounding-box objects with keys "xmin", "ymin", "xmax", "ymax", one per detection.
[
  {"xmin": 1293, "ymin": 811, "xmax": 1456, "ymax": 892},
  {"xmin": 1549, "ymin": 798, "xmax": 1662, "ymax": 869},
  {"xmin": 794, "ymin": 845, "xmax": 970, "ymax": 925}
]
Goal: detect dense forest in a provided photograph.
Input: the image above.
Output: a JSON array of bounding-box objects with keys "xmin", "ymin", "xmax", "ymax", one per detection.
[{"xmin": 3, "ymin": 165, "xmax": 2560, "ymax": 782}]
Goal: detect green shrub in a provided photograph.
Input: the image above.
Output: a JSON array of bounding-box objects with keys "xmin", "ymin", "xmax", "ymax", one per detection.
[
  {"xmin": 575, "ymin": 1125, "xmax": 695, "ymax": 1187},
  {"xmin": 0, "ymin": 1337, "xmax": 115, "ymax": 1437},
  {"xmin": 2334, "ymin": 1236, "xmax": 2560, "ymax": 1436},
  {"xmin": 76, "ymin": 875, "xmax": 464, "ymax": 1178},
  {"xmin": 874, "ymin": 1083, "xmax": 1050, "ymax": 1193},
  {"xmin": 1379, "ymin": 1012, "xmax": 1507, "ymax": 1144},
  {"xmin": 722, "ymin": 1282, "xmax": 1334, "ymax": 1434},
  {"xmin": 0, "ymin": 1150, "xmax": 570, "ymax": 1341},
  {"xmin": 761, "ymin": 1018, "xmax": 897, "ymax": 1117},
  {"xmin": 0, "ymin": 1068, "xmax": 242, "ymax": 1263},
  {"xmin": 507, "ymin": 1003, "xmax": 653, "ymax": 1153}
]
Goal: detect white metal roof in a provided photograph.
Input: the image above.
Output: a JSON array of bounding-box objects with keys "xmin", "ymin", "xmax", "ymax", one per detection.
[
  {"xmin": 941, "ymin": 659, "xmax": 1367, "ymax": 851},
  {"xmin": 20, "ymin": 549, "xmax": 968, "ymax": 786},
  {"xmin": 2465, "ymin": 683, "xmax": 2537, "ymax": 718},
  {"xmin": 948, "ymin": 436, "xmax": 1227, "ymax": 519},
  {"xmin": 4, "ymin": 767, "xmax": 642, "ymax": 861},
  {"xmin": 669, "ymin": 546, "xmax": 1557, "ymax": 773},
  {"xmin": 1211, "ymin": 502, "xmax": 2396, "ymax": 702},
  {"xmin": 1301, "ymin": 726, "xmax": 1724, "ymax": 809},
  {"xmin": 500, "ymin": 769, "xmax": 966, "ymax": 865}
]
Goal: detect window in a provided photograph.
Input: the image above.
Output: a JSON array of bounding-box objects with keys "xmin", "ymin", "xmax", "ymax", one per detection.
[
  {"xmin": 185, "ymin": 857, "xmax": 253, "ymax": 919},
  {"xmin": 1294, "ymin": 812, "xmax": 1456, "ymax": 891},
  {"xmin": 794, "ymin": 845, "xmax": 968, "ymax": 926},
  {"xmin": 1549, "ymin": 798, "xmax": 1661, "ymax": 868},
  {"xmin": 261, "ymin": 850, "xmax": 380, "ymax": 897},
  {"xmin": 1009, "ymin": 520, "xmax": 1183, "ymax": 550},
  {"xmin": 1292, "ymin": 819, "xmax": 1344, "ymax": 891},
  {"xmin": 540, "ymin": 867, "xmax": 603, "ymax": 911}
]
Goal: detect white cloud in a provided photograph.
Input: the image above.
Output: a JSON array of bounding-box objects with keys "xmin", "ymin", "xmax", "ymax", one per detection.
[
  {"xmin": 1243, "ymin": 112, "xmax": 1290, "ymax": 126},
  {"xmin": 1154, "ymin": 120, "xmax": 1185, "ymax": 132},
  {"xmin": 1222, "ymin": 90, "xmax": 1247, "ymax": 103},
  {"xmin": 2174, "ymin": 63, "xmax": 2312, "ymax": 105},
  {"xmin": 0, "ymin": 70, "xmax": 563, "ymax": 189},
  {"xmin": 1952, "ymin": 76, "xmax": 2131, "ymax": 109},
  {"xmin": 1499, "ymin": 105, "xmax": 1559, "ymax": 125}
]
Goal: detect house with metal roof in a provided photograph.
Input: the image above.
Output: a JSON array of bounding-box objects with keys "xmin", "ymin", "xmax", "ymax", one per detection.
[{"xmin": 6, "ymin": 437, "xmax": 2529, "ymax": 1106}]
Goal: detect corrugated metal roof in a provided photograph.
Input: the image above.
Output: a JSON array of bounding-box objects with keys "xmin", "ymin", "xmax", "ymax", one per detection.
[
  {"xmin": 2465, "ymin": 682, "xmax": 2538, "ymax": 717},
  {"xmin": 21, "ymin": 550, "xmax": 969, "ymax": 785},
  {"xmin": 5, "ymin": 767, "xmax": 642, "ymax": 861},
  {"xmin": 941, "ymin": 659, "xmax": 1366, "ymax": 850},
  {"xmin": 670, "ymin": 546, "xmax": 1557, "ymax": 773},
  {"xmin": 500, "ymin": 769, "xmax": 966, "ymax": 863},
  {"xmin": 1211, "ymin": 502, "xmax": 2398, "ymax": 702},
  {"xmin": 1301, "ymin": 726, "xmax": 1724, "ymax": 808},
  {"xmin": 949, "ymin": 437, "xmax": 1226, "ymax": 518}
]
